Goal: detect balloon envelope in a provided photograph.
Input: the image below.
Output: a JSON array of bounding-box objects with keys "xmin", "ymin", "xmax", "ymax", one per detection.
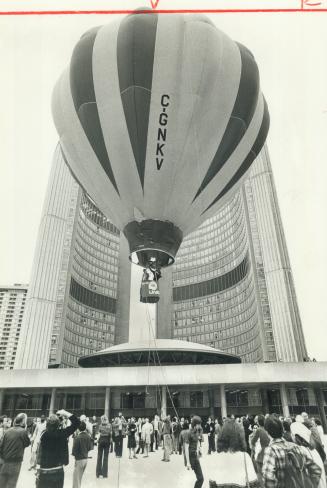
[{"xmin": 52, "ymin": 12, "xmax": 269, "ymax": 268}]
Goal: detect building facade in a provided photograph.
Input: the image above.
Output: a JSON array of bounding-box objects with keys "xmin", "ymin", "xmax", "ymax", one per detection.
[
  {"xmin": 1, "ymin": 362, "xmax": 326, "ymax": 431},
  {"xmin": 14, "ymin": 147, "xmax": 130, "ymax": 369},
  {"xmin": 15, "ymin": 144, "xmax": 307, "ymax": 369},
  {"xmin": 0, "ymin": 284, "xmax": 28, "ymax": 370},
  {"xmin": 158, "ymin": 146, "xmax": 307, "ymax": 363}
]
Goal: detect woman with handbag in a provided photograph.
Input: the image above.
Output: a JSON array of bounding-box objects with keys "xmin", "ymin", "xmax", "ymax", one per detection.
[{"xmin": 205, "ymin": 418, "xmax": 259, "ymax": 488}]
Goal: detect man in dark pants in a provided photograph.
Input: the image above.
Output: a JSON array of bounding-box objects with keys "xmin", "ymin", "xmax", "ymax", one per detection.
[
  {"xmin": 204, "ymin": 417, "xmax": 216, "ymax": 454},
  {"xmin": 184, "ymin": 416, "xmax": 204, "ymax": 488},
  {"xmin": 0, "ymin": 413, "xmax": 30, "ymax": 488},
  {"xmin": 152, "ymin": 415, "xmax": 161, "ymax": 450}
]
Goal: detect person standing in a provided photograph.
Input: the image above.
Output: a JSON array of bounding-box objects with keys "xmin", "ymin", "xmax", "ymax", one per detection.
[
  {"xmin": 314, "ymin": 419, "xmax": 325, "ymax": 449},
  {"xmin": 250, "ymin": 415, "xmax": 270, "ymax": 486},
  {"xmin": 118, "ymin": 412, "xmax": 127, "ymax": 457},
  {"xmin": 171, "ymin": 417, "xmax": 181, "ymax": 454},
  {"xmin": 141, "ymin": 418, "xmax": 153, "ymax": 458},
  {"xmin": 136, "ymin": 418, "xmax": 145, "ymax": 455},
  {"xmin": 72, "ymin": 421, "xmax": 93, "ymax": 488},
  {"xmin": 184, "ymin": 416, "xmax": 204, "ymax": 488},
  {"xmin": 290, "ymin": 422, "xmax": 326, "ymax": 488},
  {"xmin": 112, "ymin": 412, "xmax": 126, "ymax": 458},
  {"xmin": 262, "ymin": 414, "xmax": 321, "ymax": 488},
  {"xmin": 29, "ymin": 415, "xmax": 46, "ymax": 471},
  {"xmin": 302, "ymin": 414, "xmax": 326, "ymax": 463},
  {"xmin": 282, "ymin": 420, "xmax": 293, "ymax": 442},
  {"xmin": 91, "ymin": 416, "xmax": 98, "ymax": 443},
  {"xmin": 27, "ymin": 417, "xmax": 37, "ymax": 439},
  {"xmin": 0, "ymin": 416, "xmax": 10, "ymax": 442},
  {"xmin": 179, "ymin": 421, "xmax": 190, "ymax": 467},
  {"xmin": 127, "ymin": 418, "xmax": 138, "ymax": 459},
  {"xmin": 161, "ymin": 416, "xmax": 172, "ymax": 462},
  {"xmin": 204, "ymin": 417, "xmax": 216, "ymax": 454},
  {"xmin": 79, "ymin": 415, "xmax": 93, "ymax": 437},
  {"xmin": 214, "ymin": 419, "xmax": 222, "ymax": 451},
  {"xmin": 0, "ymin": 413, "xmax": 30, "ymax": 488},
  {"xmin": 242, "ymin": 414, "xmax": 253, "ymax": 454},
  {"xmin": 112, "ymin": 417, "xmax": 122, "ymax": 457},
  {"xmin": 96, "ymin": 415, "xmax": 111, "ymax": 478},
  {"xmin": 178, "ymin": 417, "xmax": 185, "ymax": 454},
  {"xmin": 152, "ymin": 415, "xmax": 161, "ymax": 450},
  {"xmin": 207, "ymin": 418, "xmax": 258, "ymax": 488},
  {"xmin": 37, "ymin": 409, "xmax": 80, "ymax": 488}
]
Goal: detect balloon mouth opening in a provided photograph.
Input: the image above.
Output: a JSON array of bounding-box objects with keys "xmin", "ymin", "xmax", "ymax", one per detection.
[
  {"xmin": 123, "ymin": 219, "xmax": 183, "ymax": 269},
  {"xmin": 130, "ymin": 249, "xmax": 175, "ymax": 268}
]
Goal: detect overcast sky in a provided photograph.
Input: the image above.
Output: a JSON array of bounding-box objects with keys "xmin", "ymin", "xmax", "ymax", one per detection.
[{"xmin": 1, "ymin": 1, "xmax": 327, "ymax": 359}]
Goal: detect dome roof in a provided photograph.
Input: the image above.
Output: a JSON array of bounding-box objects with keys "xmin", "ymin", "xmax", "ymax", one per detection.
[{"xmin": 78, "ymin": 339, "xmax": 241, "ymax": 368}]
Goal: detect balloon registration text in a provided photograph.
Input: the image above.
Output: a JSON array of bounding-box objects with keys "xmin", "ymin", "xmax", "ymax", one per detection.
[{"xmin": 156, "ymin": 94, "xmax": 170, "ymax": 170}]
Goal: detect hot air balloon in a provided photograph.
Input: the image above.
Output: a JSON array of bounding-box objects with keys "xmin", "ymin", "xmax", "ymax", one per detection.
[{"xmin": 52, "ymin": 11, "xmax": 269, "ymax": 302}]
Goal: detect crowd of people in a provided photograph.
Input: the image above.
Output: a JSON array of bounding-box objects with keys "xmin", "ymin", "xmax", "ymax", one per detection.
[{"xmin": 0, "ymin": 408, "xmax": 326, "ymax": 488}]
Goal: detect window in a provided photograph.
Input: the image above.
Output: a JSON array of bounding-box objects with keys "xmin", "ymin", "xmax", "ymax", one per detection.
[
  {"xmin": 121, "ymin": 392, "xmax": 145, "ymax": 409},
  {"xmin": 296, "ymin": 388, "xmax": 309, "ymax": 407},
  {"xmin": 190, "ymin": 391, "xmax": 203, "ymax": 408},
  {"xmin": 88, "ymin": 393, "xmax": 105, "ymax": 410},
  {"xmin": 66, "ymin": 394, "xmax": 82, "ymax": 410},
  {"xmin": 323, "ymin": 391, "xmax": 327, "ymax": 404},
  {"xmin": 173, "ymin": 256, "xmax": 249, "ymax": 302},
  {"xmin": 226, "ymin": 390, "xmax": 248, "ymax": 407},
  {"xmin": 14, "ymin": 393, "xmax": 48, "ymax": 410},
  {"xmin": 266, "ymin": 389, "xmax": 281, "ymax": 407}
]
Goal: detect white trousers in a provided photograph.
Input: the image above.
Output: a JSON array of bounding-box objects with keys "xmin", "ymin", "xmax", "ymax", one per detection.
[{"xmin": 73, "ymin": 459, "xmax": 88, "ymax": 488}]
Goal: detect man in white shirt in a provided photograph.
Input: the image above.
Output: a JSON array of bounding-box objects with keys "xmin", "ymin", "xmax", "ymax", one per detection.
[{"xmin": 141, "ymin": 419, "xmax": 153, "ymax": 458}]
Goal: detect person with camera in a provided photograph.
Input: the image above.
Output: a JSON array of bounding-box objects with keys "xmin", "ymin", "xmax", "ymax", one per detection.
[{"xmin": 36, "ymin": 408, "xmax": 80, "ymax": 488}]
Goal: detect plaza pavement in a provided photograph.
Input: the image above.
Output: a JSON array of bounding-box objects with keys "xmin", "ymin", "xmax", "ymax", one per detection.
[
  {"xmin": 16, "ymin": 434, "xmax": 327, "ymax": 488},
  {"xmin": 17, "ymin": 437, "xmax": 202, "ymax": 488}
]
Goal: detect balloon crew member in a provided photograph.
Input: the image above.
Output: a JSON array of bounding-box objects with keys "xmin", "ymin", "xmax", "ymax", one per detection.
[
  {"xmin": 143, "ymin": 258, "xmax": 162, "ymax": 283},
  {"xmin": 36, "ymin": 409, "xmax": 80, "ymax": 488},
  {"xmin": 184, "ymin": 416, "xmax": 204, "ymax": 488},
  {"xmin": 140, "ymin": 258, "xmax": 162, "ymax": 303}
]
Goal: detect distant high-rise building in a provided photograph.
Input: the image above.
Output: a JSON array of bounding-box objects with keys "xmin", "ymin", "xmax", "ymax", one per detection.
[
  {"xmin": 15, "ymin": 145, "xmax": 307, "ymax": 369},
  {"xmin": 0, "ymin": 284, "xmax": 28, "ymax": 369}
]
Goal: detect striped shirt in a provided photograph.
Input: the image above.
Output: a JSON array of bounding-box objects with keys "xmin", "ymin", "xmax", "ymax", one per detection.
[{"xmin": 262, "ymin": 438, "xmax": 321, "ymax": 488}]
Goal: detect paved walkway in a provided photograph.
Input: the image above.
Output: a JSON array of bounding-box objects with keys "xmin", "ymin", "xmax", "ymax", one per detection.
[
  {"xmin": 17, "ymin": 438, "xmax": 201, "ymax": 488},
  {"xmin": 16, "ymin": 434, "xmax": 327, "ymax": 488}
]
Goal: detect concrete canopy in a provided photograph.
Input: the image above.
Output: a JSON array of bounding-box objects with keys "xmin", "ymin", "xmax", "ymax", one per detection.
[{"xmin": 78, "ymin": 339, "xmax": 241, "ymax": 368}]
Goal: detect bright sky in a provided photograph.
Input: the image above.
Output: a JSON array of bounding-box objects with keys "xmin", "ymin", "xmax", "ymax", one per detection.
[{"xmin": 0, "ymin": 1, "xmax": 327, "ymax": 359}]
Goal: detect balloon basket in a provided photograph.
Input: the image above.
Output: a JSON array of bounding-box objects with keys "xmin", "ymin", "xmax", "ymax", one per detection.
[{"xmin": 140, "ymin": 280, "xmax": 160, "ymax": 304}]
